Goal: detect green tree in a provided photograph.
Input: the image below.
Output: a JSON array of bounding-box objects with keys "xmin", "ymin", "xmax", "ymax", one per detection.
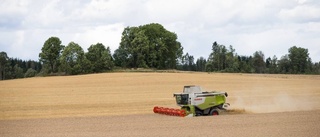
[
  {"xmin": 0, "ymin": 52, "xmax": 9, "ymax": 80},
  {"xmin": 237, "ymin": 56, "xmax": 254, "ymax": 73},
  {"xmin": 207, "ymin": 42, "xmax": 219, "ymax": 71},
  {"xmin": 86, "ymin": 43, "xmax": 114, "ymax": 73},
  {"xmin": 225, "ymin": 45, "xmax": 239, "ymax": 72},
  {"xmin": 205, "ymin": 62, "xmax": 214, "ymax": 72},
  {"xmin": 113, "ymin": 47, "xmax": 129, "ymax": 68},
  {"xmin": 195, "ymin": 57, "xmax": 207, "ymax": 72},
  {"xmin": 26, "ymin": 60, "xmax": 42, "ymax": 72},
  {"xmin": 313, "ymin": 62, "xmax": 320, "ymax": 74},
  {"xmin": 207, "ymin": 42, "xmax": 235, "ymax": 72},
  {"xmin": 24, "ymin": 68, "xmax": 37, "ymax": 78},
  {"xmin": 288, "ymin": 46, "xmax": 310, "ymax": 73},
  {"xmin": 179, "ymin": 53, "xmax": 195, "ymax": 71},
  {"xmin": 60, "ymin": 42, "xmax": 85, "ymax": 75},
  {"xmin": 266, "ymin": 57, "xmax": 271, "ymax": 69},
  {"xmin": 115, "ymin": 23, "xmax": 183, "ymax": 69},
  {"xmin": 252, "ymin": 51, "xmax": 266, "ymax": 73},
  {"xmin": 278, "ymin": 55, "xmax": 290, "ymax": 73},
  {"xmin": 129, "ymin": 29, "xmax": 149, "ymax": 68},
  {"xmin": 271, "ymin": 55, "xmax": 279, "ymax": 73},
  {"xmin": 118, "ymin": 26, "xmax": 137, "ymax": 68},
  {"xmin": 13, "ymin": 64, "xmax": 24, "ymax": 78},
  {"xmin": 116, "ymin": 27, "xmax": 146, "ymax": 68},
  {"xmin": 39, "ymin": 37, "xmax": 64, "ymax": 73},
  {"xmin": 306, "ymin": 58, "xmax": 313, "ymax": 73},
  {"xmin": 140, "ymin": 23, "xmax": 181, "ymax": 69},
  {"xmin": 266, "ymin": 55, "xmax": 279, "ymax": 74}
]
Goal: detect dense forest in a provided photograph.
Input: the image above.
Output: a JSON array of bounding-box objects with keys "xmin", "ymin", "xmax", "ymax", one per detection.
[{"xmin": 0, "ymin": 23, "xmax": 319, "ymax": 80}]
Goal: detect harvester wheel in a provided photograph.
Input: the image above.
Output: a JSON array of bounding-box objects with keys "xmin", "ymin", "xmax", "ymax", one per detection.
[
  {"xmin": 195, "ymin": 111, "xmax": 203, "ymax": 116},
  {"xmin": 209, "ymin": 109, "xmax": 219, "ymax": 116}
]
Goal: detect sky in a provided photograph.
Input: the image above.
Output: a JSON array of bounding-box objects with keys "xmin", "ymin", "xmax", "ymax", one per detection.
[{"xmin": 1, "ymin": 0, "xmax": 319, "ymax": 62}]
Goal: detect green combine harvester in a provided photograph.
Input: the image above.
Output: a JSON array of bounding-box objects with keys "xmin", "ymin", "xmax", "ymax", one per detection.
[{"xmin": 153, "ymin": 85, "xmax": 230, "ymax": 117}]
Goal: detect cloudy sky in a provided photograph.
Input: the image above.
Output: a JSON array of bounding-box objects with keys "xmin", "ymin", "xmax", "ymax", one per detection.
[{"xmin": 1, "ymin": 0, "xmax": 319, "ymax": 62}]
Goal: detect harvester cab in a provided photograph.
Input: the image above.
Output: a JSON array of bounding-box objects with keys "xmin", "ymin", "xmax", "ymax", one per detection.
[{"xmin": 153, "ymin": 85, "xmax": 229, "ymax": 117}]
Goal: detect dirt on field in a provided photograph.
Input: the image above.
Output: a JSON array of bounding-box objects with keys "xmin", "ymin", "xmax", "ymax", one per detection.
[{"xmin": 0, "ymin": 72, "xmax": 320, "ymax": 136}]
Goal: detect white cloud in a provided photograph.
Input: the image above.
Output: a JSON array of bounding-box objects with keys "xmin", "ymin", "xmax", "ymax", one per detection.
[
  {"xmin": 68, "ymin": 23, "xmax": 125, "ymax": 52},
  {"xmin": 0, "ymin": 0, "xmax": 319, "ymax": 62},
  {"xmin": 279, "ymin": 5, "xmax": 320, "ymax": 22}
]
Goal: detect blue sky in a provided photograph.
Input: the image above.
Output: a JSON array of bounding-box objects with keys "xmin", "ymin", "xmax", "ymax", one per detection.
[{"xmin": 1, "ymin": 0, "xmax": 319, "ymax": 62}]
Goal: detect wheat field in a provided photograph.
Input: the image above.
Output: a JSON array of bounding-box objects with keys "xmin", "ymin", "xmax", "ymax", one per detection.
[
  {"xmin": 1, "ymin": 72, "xmax": 320, "ymax": 119},
  {"xmin": 1, "ymin": 72, "xmax": 320, "ymax": 136}
]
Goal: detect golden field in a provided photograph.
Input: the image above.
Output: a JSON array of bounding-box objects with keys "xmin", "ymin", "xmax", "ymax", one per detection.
[
  {"xmin": 1, "ymin": 72, "xmax": 320, "ymax": 137},
  {"xmin": 1, "ymin": 72, "xmax": 319, "ymax": 119}
]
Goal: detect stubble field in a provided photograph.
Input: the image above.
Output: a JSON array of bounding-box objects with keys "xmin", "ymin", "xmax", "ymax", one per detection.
[{"xmin": 0, "ymin": 72, "xmax": 320, "ymax": 136}]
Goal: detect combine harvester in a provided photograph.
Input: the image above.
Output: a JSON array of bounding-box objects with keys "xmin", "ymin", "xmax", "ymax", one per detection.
[{"xmin": 153, "ymin": 85, "xmax": 229, "ymax": 117}]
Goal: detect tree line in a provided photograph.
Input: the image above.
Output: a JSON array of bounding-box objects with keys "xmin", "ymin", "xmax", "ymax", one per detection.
[
  {"xmin": 0, "ymin": 52, "xmax": 42, "ymax": 80},
  {"xmin": 1, "ymin": 23, "xmax": 319, "ymax": 80},
  {"xmin": 179, "ymin": 41, "xmax": 320, "ymax": 74}
]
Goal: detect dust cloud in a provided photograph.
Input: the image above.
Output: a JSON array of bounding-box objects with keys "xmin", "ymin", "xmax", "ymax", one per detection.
[{"xmin": 229, "ymin": 92, "xmax": 317, "ymax": 113}]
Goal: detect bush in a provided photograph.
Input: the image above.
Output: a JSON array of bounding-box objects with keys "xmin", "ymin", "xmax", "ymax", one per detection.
[{"xmin": 24, "ymin": 68, "xmax": 37, "ymax": 78}]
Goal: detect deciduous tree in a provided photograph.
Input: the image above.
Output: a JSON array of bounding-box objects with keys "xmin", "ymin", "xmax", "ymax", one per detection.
[
  {"xmin": 24, "ymin": 68, "xmax": 37, "ymax": 78},
  {"xmin": 86, "ymin": 43, "xmax": 113, "ymax": 73},
  {"xmin": 288, "ymin": 46, "xmax": 310, "ymax": 73},
  {"xmin": 39, "ymin": 37, "xmax": 64, "ymax": 73},
  {"xmin": 115, "ymin": 23, "xmax": 183, "ymax": 69},
  {"xmin": 60, "ymin": 42, "xmax": 85, "ymax": 75}
]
